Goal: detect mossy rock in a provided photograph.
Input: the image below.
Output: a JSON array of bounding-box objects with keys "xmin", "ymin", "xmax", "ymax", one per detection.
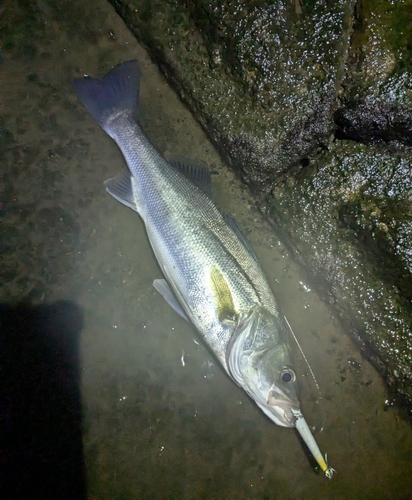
[
  {"xmin": 336, "ymin": 0, "xmax": 412, "ymax": 145},
  {"xmin": 109, "ymin": 0, "xmax": 355, "ymax": 192},
  {"xmin": 267, "ymin": 140, "xmax": 412, "ymax": 411}
]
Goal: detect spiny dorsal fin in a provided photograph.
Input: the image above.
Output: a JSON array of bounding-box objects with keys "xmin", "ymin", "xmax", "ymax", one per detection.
[{"xmin": 224, "ymin": 215, "xmax": 258, "ymax": 262}]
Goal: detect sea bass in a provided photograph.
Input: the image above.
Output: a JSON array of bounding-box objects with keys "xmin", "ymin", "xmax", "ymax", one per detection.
[{"xmin": 73, "ymin": 61, "xmax": 334, "ymax": 478}]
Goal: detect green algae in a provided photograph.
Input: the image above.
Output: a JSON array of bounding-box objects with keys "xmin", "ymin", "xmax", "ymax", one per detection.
[
  {"xmin": 109, "ymin": 0, "xmax": 355, "ymax": 191},
  {"xmin": 338, "ymin": 0, "xmax": 412, "ymax": 144},
  {"xmin": 107, "ymin": 0, "xmax": 412, "ymax": 413},
  {"xmin": 267, "ymin": 140, "xmax": 412, "ymax": 408}
]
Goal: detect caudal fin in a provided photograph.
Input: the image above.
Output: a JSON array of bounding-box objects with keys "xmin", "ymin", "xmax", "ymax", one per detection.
[{"xmin": 73, "ymin": 60, "xmax": 140, "ymax": 135}]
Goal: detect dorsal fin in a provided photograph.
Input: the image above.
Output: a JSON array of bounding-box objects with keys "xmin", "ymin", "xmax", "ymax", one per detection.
[
  {"xmin": 168, "ymin": 158, "xmax": 212, "ymax": 198},
  {"xmin": 224, "ymin": 215, "xmax": 258, "ymax": 262}
]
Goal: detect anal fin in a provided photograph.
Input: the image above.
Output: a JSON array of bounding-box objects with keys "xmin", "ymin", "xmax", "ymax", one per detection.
[{"xmin": 104, "ymin": 169, "xmax": 138, "ymax": 212}]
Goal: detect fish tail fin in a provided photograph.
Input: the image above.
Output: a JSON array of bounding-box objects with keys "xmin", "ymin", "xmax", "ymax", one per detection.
[{"xmin": 73, "ymin": 60, "xmax": 140, "ymax": 135}]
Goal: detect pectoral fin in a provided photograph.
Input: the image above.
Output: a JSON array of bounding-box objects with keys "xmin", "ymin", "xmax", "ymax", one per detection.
[{"xmin": 210, "ymin": 265, "xmax": 237, "ymax": 323}]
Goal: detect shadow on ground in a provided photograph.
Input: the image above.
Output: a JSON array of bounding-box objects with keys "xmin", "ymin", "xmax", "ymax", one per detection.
[{"xmin": 0, "ymin": 300, "xmax": 86, "ymax": 500}]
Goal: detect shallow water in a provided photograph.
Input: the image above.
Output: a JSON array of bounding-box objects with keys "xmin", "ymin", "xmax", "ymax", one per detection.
[{"xmin": 1, "ymin": 0, "xmax": 412, "ymax": 498}]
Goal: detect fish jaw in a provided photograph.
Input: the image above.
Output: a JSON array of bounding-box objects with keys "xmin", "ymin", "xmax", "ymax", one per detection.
[
  {"xmin": 74, "ymin": 61, "xmax": 334, "ymax": 478},
  {"xmin": 255, "ymin": 400, "xmax": 297, "ymax": 428},
  {"xmin": 227, "ymin": 307, "xmax": 301, "ymax": 428}
]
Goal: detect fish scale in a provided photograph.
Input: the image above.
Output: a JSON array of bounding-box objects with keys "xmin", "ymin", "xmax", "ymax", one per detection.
[
  {"xmin": 107, "ymin": 112, "xmax": 278, "ymax": 362},
  {"xmin": 73, "ymin": 60, "xmax": 334, "ymax": 478}
]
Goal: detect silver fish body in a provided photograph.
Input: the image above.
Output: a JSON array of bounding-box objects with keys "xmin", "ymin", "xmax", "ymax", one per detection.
[{"xmin": 73, "ymin": 61, "xmax": 334, "ymax": 478}]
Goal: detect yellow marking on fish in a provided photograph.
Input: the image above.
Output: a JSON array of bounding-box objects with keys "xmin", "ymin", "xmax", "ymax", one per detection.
[{"xmin": 210, "ymin": 265, "xmax": 237, "ymax": 323}]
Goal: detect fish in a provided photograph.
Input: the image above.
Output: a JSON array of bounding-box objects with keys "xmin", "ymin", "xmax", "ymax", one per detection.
[{"xmin": 73, "ymin": 60, "xmax": 334, "ymax": 478}]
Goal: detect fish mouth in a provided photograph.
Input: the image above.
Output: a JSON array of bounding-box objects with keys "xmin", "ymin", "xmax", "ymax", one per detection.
[
  {"xmin": 256, "ymin": 389, "xmax": 300, "ymax": 428},
  {"xmin": 229, "ymin": 358, "xmax": 298, "ymax": 427},
  {"xmin": 226, "ymin": 310, "xmax": 300, "ymax": 428}
]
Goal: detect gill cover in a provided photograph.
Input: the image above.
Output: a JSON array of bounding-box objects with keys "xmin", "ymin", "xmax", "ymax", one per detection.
[{"xmin": 227, "ymin": 307, "xmax": 300, "ymax": 427}]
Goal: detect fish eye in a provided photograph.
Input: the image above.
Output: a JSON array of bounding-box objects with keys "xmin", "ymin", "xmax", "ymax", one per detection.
[{"xmin": 281, "ymin": 367, "xmax": 296, "ymax": 383}]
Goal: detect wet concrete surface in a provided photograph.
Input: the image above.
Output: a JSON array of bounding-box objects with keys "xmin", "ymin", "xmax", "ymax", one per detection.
[{"xmin": 1, "ymin": 0, "xmax": 412, "ymax": 498}]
